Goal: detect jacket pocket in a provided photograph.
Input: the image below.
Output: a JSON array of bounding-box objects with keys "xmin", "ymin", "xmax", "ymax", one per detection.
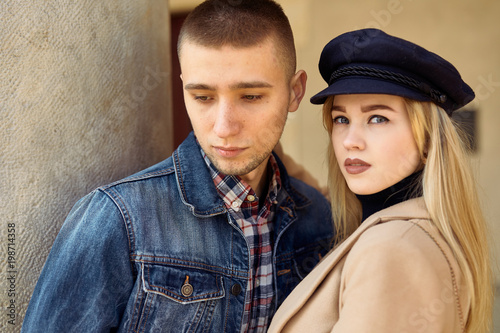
[
  {"xmin": 131, "ymin": 263, "xmax": 226, "ymax": 333},
  {"xmin": 142, "ymin": 263, "xmax": 225, "ymax": 303},
  {"xmin": 274, "ymin": 240, "xmax": 331, "ymax": 306},
  {"xmin": 290, "ymin": 238, "xmax": 331, "ymax": 281}
]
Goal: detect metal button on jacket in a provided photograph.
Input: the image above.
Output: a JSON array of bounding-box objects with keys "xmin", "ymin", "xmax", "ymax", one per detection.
[
  {"xmin": 231, "ymin": 283, "xmax": 242, "ymax": 296},
  {"xmin": 181, "ymin": 276, "xmax": 194, "ymax": 297}
]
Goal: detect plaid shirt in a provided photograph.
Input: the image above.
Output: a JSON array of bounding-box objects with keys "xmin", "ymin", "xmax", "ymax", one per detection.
[{"xmin": 202, "ymin": 149, "xmax": 281, "ymax": 333}]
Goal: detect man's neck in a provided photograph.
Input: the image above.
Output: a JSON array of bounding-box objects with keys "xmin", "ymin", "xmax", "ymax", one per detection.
[{"xmin": 240, "ymin": 157, "xmax": 270, "ymax": 199}]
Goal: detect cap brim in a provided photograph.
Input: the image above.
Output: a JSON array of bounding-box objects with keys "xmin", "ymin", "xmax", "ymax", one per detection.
[{"xmin": 310, "ymin": 77, "xmax": 433, "ymax": 105}]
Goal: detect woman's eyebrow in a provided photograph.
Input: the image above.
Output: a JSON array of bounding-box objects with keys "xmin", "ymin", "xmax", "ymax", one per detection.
[{"xmin": 361, "ymin": 104, "xmax": 395, "ymax": 112}]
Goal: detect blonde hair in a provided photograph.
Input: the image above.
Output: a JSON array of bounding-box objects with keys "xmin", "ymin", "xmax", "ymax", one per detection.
[{"xmin": 322, "ymin": 96, "xmax": 493, "ymax": 332}]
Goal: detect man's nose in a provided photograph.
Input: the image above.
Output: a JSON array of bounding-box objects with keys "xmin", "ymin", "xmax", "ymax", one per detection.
[{"xmin": 213, "ymin": 99, "xmax": 241, "ymax": 138}]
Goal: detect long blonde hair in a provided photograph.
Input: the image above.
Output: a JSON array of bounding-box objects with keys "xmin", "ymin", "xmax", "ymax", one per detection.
[{"xmin": 322, "ymin": 96, "xmax": 493, "ymax": 332}]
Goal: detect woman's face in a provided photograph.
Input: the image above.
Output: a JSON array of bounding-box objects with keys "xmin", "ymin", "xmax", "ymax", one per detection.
[{"xmin": 331, "ymin": 94, "xmax": 421, "ymax": 195}]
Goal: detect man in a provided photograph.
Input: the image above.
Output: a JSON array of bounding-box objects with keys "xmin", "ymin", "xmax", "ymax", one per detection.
[{"xmin": 21, "ymin": 1, "xmax": 334, "ymax": 332}]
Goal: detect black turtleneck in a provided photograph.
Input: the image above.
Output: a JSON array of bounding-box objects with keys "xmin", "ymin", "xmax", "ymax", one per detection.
[{"xmin": 356, "ymin": 171, "xmax": 423, "ymax": 222}]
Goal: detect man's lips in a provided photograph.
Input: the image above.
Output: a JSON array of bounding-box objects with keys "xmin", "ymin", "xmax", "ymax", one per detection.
[
  {"xmin": 344, "ymin": 158, "xmax": 371, "ymax": 174},
  {"xmin": 213, "ymin": 146, "xmax": 246, "ymax": 158}
]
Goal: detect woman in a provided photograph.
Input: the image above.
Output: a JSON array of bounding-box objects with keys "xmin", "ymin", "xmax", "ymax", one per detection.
[{"xmin": 269, "ymin": 29, "xmax": 492, "ymax": 332}]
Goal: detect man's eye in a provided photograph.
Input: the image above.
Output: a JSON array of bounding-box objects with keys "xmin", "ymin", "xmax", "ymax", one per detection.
[
  {"xmin": 333, "ymin": 116, "xmax": 348, "ymax": 124},
  {"xmin": 369, "ymin": 115, "xmax": 388, "ymax": 124},
  {"xmin": 243, "ymin": 95, "xmax": 262, "ymax": 101},
  {"xmin": 194, "ymin": 96, "xmax": 211, "ymax": 102}
]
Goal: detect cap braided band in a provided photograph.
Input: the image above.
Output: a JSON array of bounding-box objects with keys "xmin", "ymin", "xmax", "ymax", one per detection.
[{"xmin": 329, "ymin": 66, "xmax": 448, "ymax": 104}]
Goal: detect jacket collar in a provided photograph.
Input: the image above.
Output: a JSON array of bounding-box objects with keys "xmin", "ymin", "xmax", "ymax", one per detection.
[
  {"xmin": 173, "ymin": 132, "xmax": 311, "ymax": 218},
  {"xmin": 173, "ymin": 132, "xmax": 226, "ymax": 217}
]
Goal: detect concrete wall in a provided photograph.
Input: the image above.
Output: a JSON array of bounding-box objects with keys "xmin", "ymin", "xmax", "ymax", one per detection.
[{"xmin": 0, "ymin": 1, "xmax": 172, "ymax": 331}]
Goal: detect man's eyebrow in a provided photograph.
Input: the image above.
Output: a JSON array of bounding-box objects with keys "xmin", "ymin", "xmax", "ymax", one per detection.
[
  {"xmin": 229, "ymin": 81, "xmax": 273, "ymax": 89},
  {"xmin": 184, "ymin": 81, "xmax": 273, "ymax": 91},
  {"xmin": 184, "ymin": 83, "xmax": 215, "ymax": 91}
]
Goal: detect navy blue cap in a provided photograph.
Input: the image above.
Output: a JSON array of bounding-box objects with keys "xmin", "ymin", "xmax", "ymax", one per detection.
[{"xmin": 310, "ymin": 29, "xmax": 474, "ymax": 114}]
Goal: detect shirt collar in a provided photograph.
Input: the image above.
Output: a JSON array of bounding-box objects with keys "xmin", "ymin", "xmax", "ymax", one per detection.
[{"xmin": 200, "ymin": 147, "xmax": 282, "ymax": 211}]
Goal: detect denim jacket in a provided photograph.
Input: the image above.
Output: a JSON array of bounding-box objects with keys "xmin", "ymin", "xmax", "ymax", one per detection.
[{"xmin": 22, "ymin": 132, "xmax": 334, "ymax": 333}]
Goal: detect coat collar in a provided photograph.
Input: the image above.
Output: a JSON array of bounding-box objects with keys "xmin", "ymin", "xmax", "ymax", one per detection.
[{"xmin": 270, "ymin": 197, "xmax": 430, "ymax": 323}]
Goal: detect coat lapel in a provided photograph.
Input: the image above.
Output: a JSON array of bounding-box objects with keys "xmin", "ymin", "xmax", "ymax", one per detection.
[{"xmin": 269, "ymin": 198, "xmax": 430, "ymax": 331}]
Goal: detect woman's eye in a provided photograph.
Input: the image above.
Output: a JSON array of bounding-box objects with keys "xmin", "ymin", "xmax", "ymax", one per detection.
[
  {"xmin": 333, "ymin": 116, "xmax": 349, "ymax": 124},
  {"xmin": 369, "ymin": 115, "xmax": 388, "ymax": 124}
]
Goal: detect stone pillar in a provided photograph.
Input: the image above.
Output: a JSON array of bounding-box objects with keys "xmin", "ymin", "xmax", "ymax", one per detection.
[{"xmin": 0, "ymin": 1, "xmax": 172, "ymax": 331}]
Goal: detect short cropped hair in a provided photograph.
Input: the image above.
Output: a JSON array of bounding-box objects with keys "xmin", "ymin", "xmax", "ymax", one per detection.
[{"xmin": 177, "ymin": 0, "xmax": 297, "ymax": 79}]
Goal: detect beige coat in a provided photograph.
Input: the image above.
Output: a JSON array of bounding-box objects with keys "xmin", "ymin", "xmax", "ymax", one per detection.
[{"xmin": 268, "ymin": 198, "xmax": 470, "ymax": 333}]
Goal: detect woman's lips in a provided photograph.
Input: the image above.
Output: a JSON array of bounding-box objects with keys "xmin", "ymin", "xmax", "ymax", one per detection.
[{"xmin": 344, "ymin": 158, "xmax": 371, "ymax": 174}]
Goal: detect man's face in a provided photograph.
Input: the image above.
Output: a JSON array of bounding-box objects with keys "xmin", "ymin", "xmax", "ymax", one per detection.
[{"xmin": 180, "ymin": 39, "xmax": 304, "ymax": 184}]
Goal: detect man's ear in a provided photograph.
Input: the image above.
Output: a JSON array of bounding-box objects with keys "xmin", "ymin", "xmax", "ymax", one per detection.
[{"xmin": 288, "ymin": 70, "xmax": 307, "ymax": 113}]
